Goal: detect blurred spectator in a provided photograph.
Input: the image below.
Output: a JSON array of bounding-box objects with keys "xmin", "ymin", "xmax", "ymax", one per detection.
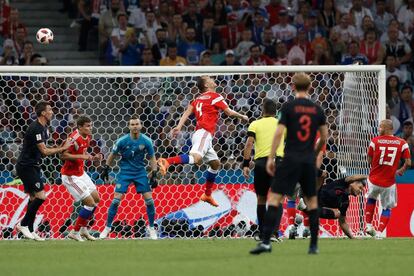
[
  {"xmin": 293, "ymin": 0, "xmax": 311, "ymax": 28},
  {"xmin": 384, "ymin": 26, "xmax": 412, "ymax": 70},
  {"xmin": 392, "ymin": 85, "xmax": 414, "ymax": 125},
  {"xmin": 199, "ymin": 49, "xmax": 213, "ymax": 65},
  {"xmin": 328, "ymin": 27, "xmax": 347, "ymax": 64},
  {"xmin": 271, "ymin": 9, "xmax": 297, "ymax": 47},
  {"xmin": 226, "ymin": 0, "xmax": 246, "ymax": 22},
  {"xmin": 78, "ymin": 0, "xmax": 99, "ymax": 51},
  {"xmin": 182, "ymin": 1, "xmax": 203, "ymax": 30},
  {"xmin": 197, "ymin": 16, "xmax": 220, "ymax": 53},
  {"xmin": 397, "ymin": 0, "xmax": 414, "ymax": 34},
  {"xmin": 335, "ymin": 0, "xmax": 353, "ymax": 14},
  {"xmin": 99, "ymin": 0, "xmax": 122, "ymax": 60},
  {"xmin": 160, "ymin": 42, "xmax": 187, "ymax": 65},
  {"xmin": 360, "ymin": 28, "xmax": 385, "ymax": 65},
  {"xmin": 380, "ymin": 19, "xmax": 405, "ymax": 43},
  {"xmin": 397, "ymin": 119, "xmax": 414, "ymax": 167},
  {"xmin": 110, "ymin": 13, "xmax": 129, "ymax": 64},
  {"xmin": 220, "ymin": 49, "xmax": 241, "ymax": 65},
  {"xmin": 177, "ymin": 26, "xmax": 205, "ymax": 65},
  {"xmin": 245, "ymin": 44, "xmax": 274, "ymax": 65},
  {"xmin": 157, "ymin": 0, "xmax": 174, "ymax": 28},
  {"xmin": 2, "ymin": 8, "xmax": 22, "ymax": 39},
  {"xmin": 13, "ymin": 24, "xmax": 26, "ymax": 57},
  {"xmin": 318, "ymin": 0, "xmax": 338, "ymax": 30},
  {"xmin": 30, "ymin": 53, "xmax": 47, "ymax": 65},
  {"xmin": 250, "ymin": 12, "xmax": 266, "ymax": 45},
  {"xmin": 386, "ymin": 75, "xmax": 401, "ymax": 110},
  {"xmin": 307, "ymin": 11, "xmax": 327, "ymax": 42},
  {"xmin": 141, "ymin": 9, "xmax": 161, "ymax": 46},
  {"xmin": 128, "ymin": 0, "xmax": 151, "ymax": 30},
  {"xmin": 151, "ymin": 28, "xmax": 168, "ymax": 64},
  {"xmin": 18, "ymin": 41, "xmax": 36, "ymax": 65},
  {"xmin": 220, "ymin": 13, "xmax": 244, "ymax": 50},
  {"xmin": 121, "ymin": 28, "xmax": 145, "ymax": 65},
  {"xmin": 386, "ymin": 104, "xmax": 401, "ymax": 134},
  {"xmin": 168, "ymin": 13, "xmax": 187, "ymax": 45},
  {"xmin": 349, "ymin": 0, "xmax": 373, "ymax": 35},
  {"xmin": 331, "ymin": 13, "xmax": 358, "ymax": 44},
  {"xmin": 0, "ymin": 0, "xmax": 11, "ymax": 37},
  {"xmin": 266, "ymin": 0, "xmax": 285, "ymax": 27},
  {"xmin": 374, "ymin": 0, "xmax": 394, "ymax": 35},
  {"xmin": 310, "ymin": 42, "xmax": 332, "ymax": 65},
  {"xmin": 357, "ymin": 15, "xmax": 376, "ymax": 40},
  {"xmin": 386, "ymin": 55, "xmax": 407, "ymax": 83},
  {"xmin": 341, "ymin": 40, "xmax": 369, "ymax": 65},
  {"xmin": 287, "ymin": 27, "xmax": 313, "ymax": 65},
  {"xmin": 209, "ymin": 0, "xmax": 227, "ymax": 28},
  {"xmin": 243, "ymin": 0, "xmax": 268, "ymax": 27},
  {"xmin": 273, "ymin": 40, "xmax": 289, "ymax": 65},
  {"xmin": 0, "ymin": 38, "xmax": 18, "ymax": 65},
  {"xmin": 234, "ymin": 29, "xmax": 255, "ymax": 64},
  {"xmin": 261, "ymin": 27, "xmax": 275, "ymax": 58},
  {"xmin": 141, "ymin": 47, "xmax": 156, "ymax": 65}
]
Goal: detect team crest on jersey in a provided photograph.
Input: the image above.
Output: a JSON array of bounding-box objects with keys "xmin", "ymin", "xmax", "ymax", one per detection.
[
  {"xmin": 139, "ymin": 144, "xmax": 145, "ymax": 150},
  {"xmin": 35, "ymin": 182, "xmax": 40, "ymax": 189}
]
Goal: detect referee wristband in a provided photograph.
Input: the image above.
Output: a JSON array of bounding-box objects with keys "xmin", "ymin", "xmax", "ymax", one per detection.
[{"xmin": 243, "ymin": 159, "xmax": 250, "ymax": 168}]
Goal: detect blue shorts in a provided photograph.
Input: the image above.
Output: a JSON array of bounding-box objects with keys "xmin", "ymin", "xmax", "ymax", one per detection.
[{"xmin": 115, "ymin": 173, "xmax": 150, "ymax": 194}]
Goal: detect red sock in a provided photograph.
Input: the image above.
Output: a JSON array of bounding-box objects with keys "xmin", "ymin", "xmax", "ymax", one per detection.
[
  {"xmin": 378, "ymin": 214, "xmax": 390, "ymax": 233},
  {"xmin": 365, "ymin": 200, "xmax": 376, "ymax": 224},
  {"xmin": 205, "ymin": 181, "xmax": 213, "ymax": 196},
  {"xmin": 74, "ymin": 216, "xmax": 88, "ymax": 231},
  {"xmin": 166, "ymin": 156, "xmax": 182, "ymax": 165},
  {"xmin": 303, "ymin": 212, "xmax": 309, "ymax": 227},
  {"xmin": 287, "ymin": 207, "xmax": 296, "ymax": 225}
]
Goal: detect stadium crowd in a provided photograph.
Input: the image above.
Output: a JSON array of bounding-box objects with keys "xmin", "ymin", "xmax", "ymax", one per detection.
[{"xmin": 1, "ymin": 0, "xmax": 414, "ymax": 184}]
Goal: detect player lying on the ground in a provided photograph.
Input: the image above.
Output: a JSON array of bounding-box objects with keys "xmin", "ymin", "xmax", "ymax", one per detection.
[
  {"xmin": 158, "ymin": 76, "xmax": 248, "ymax": 207},
  {"xmin": 299, "ymin": 174, "xmax": 367, "ymax": 239},
  {"xmin": 365, "ymin": 119, "xmax": 411, "ymax": 238},
  {"xmin": 61, "ymin": 116, "xmax": 102, "ymax": 242},
  {"xmin": 100, "ymin": 115, "xmax": 158, "ymax": 239}
]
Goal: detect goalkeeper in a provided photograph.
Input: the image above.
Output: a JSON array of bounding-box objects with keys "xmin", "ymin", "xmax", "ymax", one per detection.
[{"xmin": 99, "ymin": 115, "xmax": 158, "ymax": 239}]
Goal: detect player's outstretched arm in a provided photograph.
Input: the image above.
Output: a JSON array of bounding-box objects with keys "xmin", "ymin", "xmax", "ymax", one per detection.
[
  {"xmin": 223, "ymin": 108, "xmax": 248, "ymax": 122},
  {"xmin": 338, "ymin": 215, "xmax": 354, "ymax": 239},
  {"xmin": 344, "ymin": 174, "xmax": 368, "ymax": 183},
  {"xmin": 266, "ymin": 124, "xmax": 286, "ymax": 176},
  {"xmin": 37, "ymin": 138, "xmax": 73, "ymax": 156},
  {"xmin": 397, "ymin": 158, "xmax": 412, "ymax": 176},
  {"xmin": 315, "ymin": 124, "xmax": 328, "ymax": 155},
  {"xmin": 171, "ymin": 105, "xmax": 194, "ymax": 138},
  {"xmin": 242, "ymin": 136, "xmax": 255, "ymax": 179}
]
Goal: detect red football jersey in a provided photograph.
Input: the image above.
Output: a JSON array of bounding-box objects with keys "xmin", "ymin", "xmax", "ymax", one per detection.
[
  {"xmin": 61, "ymin": 129, "xmax": 91, "ymax": 176},
  {"xmin": 367, "ymin": 135, "xmax": 411, "ymax": 187},
  {"xmin": 191, "ymin": 91, "xmax": 228, "ymax": 135}
]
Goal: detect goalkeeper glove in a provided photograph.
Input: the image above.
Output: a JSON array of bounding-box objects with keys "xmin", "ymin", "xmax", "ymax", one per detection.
[
  {"xmin": 101, "ymin": 165, "xmax": 110, "ymax": 182},
  {"xmin": 149, "ymin": 170, "xmax": 159, "ymax": 189}
]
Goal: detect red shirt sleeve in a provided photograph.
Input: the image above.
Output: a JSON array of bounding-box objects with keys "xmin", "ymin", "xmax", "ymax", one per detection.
[
  {"xmin": 368, "ymin": 140, "xmax": 375, "ymax": 157},
  {"xmin": 401, "ymin": 141, "xmax": 411, "ymax": 159},
  {"xmin": 212, "ymin": 95, "xmax": 228, "ymax": 110}
]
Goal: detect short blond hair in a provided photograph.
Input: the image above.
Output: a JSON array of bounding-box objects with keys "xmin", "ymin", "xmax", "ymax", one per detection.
[{"xmin": 292, "ymin": 72, "xmax": 311, "ymax": 92}]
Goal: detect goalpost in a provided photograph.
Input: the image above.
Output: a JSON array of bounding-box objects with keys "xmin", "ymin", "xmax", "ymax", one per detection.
[{"xmin": 0, "ymin": 65, "xmax": 386, "ymax": 239}]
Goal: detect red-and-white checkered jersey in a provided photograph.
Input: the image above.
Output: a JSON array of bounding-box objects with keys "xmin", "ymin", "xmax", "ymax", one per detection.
[
  {"xmin": 368, "ymin": 135, "xmax": 411, "ymax": 187},
  {"xmin": 191, "ymin": 91, "xmax": 228, "ymax": 135},
  {"xmin": 61, "ymin": 129, "xmax": 91, "ymax": 176}
]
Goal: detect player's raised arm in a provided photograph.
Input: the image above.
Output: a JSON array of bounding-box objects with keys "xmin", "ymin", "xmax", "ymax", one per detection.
[
  {"xmin": 171, "ymin": 104, "xmax": 194, "ymax": 138},
  {"xmin": 223, "ymin": 107, "xmax": 249, "ymax": 122}
]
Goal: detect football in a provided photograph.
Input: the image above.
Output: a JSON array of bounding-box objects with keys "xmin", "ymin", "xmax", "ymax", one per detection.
[{"xmin": 36, "ymin": 28, "xmax": 54, "ymax": 44}]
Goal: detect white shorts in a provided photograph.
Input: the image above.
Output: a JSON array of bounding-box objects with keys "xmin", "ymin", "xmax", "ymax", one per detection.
[
  {"xmin": 367, "ymin": 179, "xmax": 397, "ymax": 209},
  {"xmin": 62, "ymin": 173, "xmax": 96, "ymax": 202},
  {"xmin": 190, "ymin": 129, "xmax": 219, "ymax": 163}
]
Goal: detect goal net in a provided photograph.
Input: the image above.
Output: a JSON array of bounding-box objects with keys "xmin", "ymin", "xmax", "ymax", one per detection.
[{"xmin": 0, "ymin": 65, "xmax": 386, "ymax": 239}]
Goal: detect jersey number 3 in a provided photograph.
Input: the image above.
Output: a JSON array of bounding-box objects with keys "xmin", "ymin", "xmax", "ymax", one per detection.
[
  {"xmin": 196, "ymin": 102, "xmax": 203, "ymax": 117},
  {"xmin": 379, "ymin": 146, "xmax": 398, "ymax": 166},
  {"xmin": 297, "ymin": 115, "xmax": 311, "ymax": 141}
]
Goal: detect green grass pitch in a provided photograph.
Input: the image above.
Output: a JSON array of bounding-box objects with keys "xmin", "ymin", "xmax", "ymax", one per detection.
[{"xmin": 1, "ymin": 238, "xmax": 413, "ymax": 276}]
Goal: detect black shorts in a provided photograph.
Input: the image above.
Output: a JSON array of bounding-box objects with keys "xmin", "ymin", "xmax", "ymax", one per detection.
[
  {"xmin": 270, "ymin": 157, "xmax": 317, "ymax": 197},
  {"xmin": 15, "ymin": 164, "xmax": 44, "ymax": 193},
  {"xmin": 253, "ymin": 157, "xmax": 283, "ymax": 197}
]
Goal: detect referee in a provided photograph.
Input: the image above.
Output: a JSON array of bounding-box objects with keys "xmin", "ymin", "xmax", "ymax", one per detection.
[
  {"xmin": 243, "ymin": 98, "xmax": 284, "ymax": 241},
  {"xmin": 250, "ymin": 73, "xmax": 328, "ymax": 255},
  {"xmin": 15, "ymin": 101, "xmax": 72, "ymax": 240}
]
